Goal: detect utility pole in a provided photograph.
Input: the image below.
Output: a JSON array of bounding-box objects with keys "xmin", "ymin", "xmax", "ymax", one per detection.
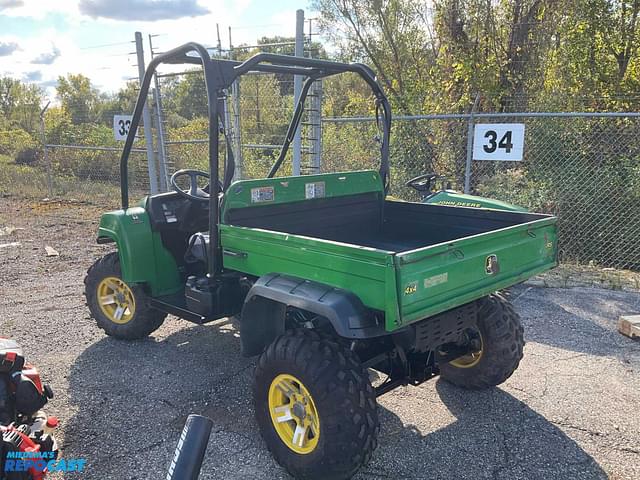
[
  {"xmin": 292, "ymin": 9, "xmax": 304, "ymax": 176},
  {"xmin": 134, "ymin": 31, "xmax": 158, "ymax": 194},
  {"xmin": 216, "ymin": 24, "xmax": 222, "ymax": 57}
]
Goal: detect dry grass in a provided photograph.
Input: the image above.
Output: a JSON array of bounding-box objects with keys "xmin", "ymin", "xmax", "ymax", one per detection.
[
  {"xmin": 0, "ymin": 154, "xmax": 137, "ymax": 209},
  {"xmin": 529, "ymin": 263, "xmax": 640, "ymax": 291}
]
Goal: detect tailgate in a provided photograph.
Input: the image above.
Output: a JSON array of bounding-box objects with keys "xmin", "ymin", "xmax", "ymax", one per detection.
[{"xmin": 392, "ymin": 216, "xmax": 557, "ymax": 329}]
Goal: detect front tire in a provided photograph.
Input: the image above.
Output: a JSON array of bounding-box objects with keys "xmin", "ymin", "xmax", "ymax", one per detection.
[
  {"xmin": 254, "ymin": 329, "xmax": 379, "ymax": 480},
  {"xmin": 439, "ymin": 293, "xmax": 524, "ymax": 389},
  {"xmin": 84, "ymin": 252, "xmax": 166, "ymax": 340}
]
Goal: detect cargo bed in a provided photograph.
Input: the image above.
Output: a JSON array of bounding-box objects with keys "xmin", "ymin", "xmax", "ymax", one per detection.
[{"xmin": 220, "ymin": 171, "xmax": 558, "ymax": 331}]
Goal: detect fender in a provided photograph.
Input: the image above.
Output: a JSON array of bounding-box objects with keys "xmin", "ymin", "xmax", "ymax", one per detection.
[
  {"xmin": 240, "ymin": 273, "xmax": 386, "ymax": 357},
  {"xmin": 425, "ymin": 190, "xmax": 528, "ymax": 212},
  {"xmin": 97, "ymin": 206, "xmax": 182, "ymax": 296}
]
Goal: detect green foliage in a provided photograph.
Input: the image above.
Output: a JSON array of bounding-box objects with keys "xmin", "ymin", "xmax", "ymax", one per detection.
[
  {"xmin": 314, "ymin": 0, "xmax": 640, "ymax": 112},
  {"xmin": 0, "ymin": 77, "xmax": 42, "ymax": 133},
  {"xmin": 166, "ymin": 117, "xmax": 209, "ymax": 171},
  {"xmin": 475, "ymin": 169, "xmax": 551, "ymax": 212},
  {"xmin": 56, "ymin": 73, "xmax": 103, "ymax": 124},
  {"xmin": 50, "ymin": 122, "xmax": 122, "ymax": 180},
  {"xmin": 0, "ymin": 128, "xmax": 37, "ymax": 156},
  {"xmin": 171, "ymin": 72, "xmax": 208, "ymax": 120},
  {"xmin": 96, "ymin": 81, "xmax": 140, "ymax": 124},
  {"xmin": 43, "ymin": 106, "xmax": 73, "ymax": 144}
]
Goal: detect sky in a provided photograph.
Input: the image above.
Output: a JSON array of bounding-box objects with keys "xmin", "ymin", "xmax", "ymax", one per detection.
[{"xmin": 0, "ymin": 0, "xmax": 315, "ymax": 97}]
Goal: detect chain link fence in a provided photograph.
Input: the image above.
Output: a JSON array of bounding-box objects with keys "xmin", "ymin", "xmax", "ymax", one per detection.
[
  {"xmin": 322, "ymin": 113, "xmax": 640, "ymax": 270},
  {"xmin": 153, "ymin": 54, "xmax": 322, "ymax": 184},
  {"xmin": 472, "ymin": 114, "xmax": 640, "ymax": 270},
  {"xmin": 10, "ymin": 92, "xmax": 638, "ymax": 271}
]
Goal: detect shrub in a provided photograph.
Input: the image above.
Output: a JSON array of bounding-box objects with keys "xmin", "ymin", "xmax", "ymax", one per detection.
[
  {"xmin": 15, "ymin": 147, "xmax": 41, "ymax": 165},
  {"xmin": 0, "ymin": 129, "xmax": 37, "ymax": 157}
]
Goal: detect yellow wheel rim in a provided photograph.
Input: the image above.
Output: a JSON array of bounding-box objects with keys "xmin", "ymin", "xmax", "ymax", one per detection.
[
  {"xmin": 268, "ymin": 373, "xmax": 320, "ymax": 455},
  {"xmin": 97, "ymin": 276, "xmax": 136, "ymax": 325},
  {"xmin": 449, "ymin": 332, "xmax": 483, "ymax": 369}
]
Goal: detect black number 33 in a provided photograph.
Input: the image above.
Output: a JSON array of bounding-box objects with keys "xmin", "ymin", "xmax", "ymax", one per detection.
[{"xmin": 483, "ymin": 130, "xmax": 513, "ymax": 154}]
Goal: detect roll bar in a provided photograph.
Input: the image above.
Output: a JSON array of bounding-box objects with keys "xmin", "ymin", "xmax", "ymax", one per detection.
[{"xmin": 119, "ymin": 42, "xmax": 392, "ymax": 281}]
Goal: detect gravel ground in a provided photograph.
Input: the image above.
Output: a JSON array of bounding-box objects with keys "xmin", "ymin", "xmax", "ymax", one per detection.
[{"xmin": 1, "ymin": 197, "xmax": 639, "ymax": 480}]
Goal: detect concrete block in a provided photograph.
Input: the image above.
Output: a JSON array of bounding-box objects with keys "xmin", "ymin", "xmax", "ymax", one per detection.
[{"xmin": 618, "ymin": 315, "xmax": 640, "ymax": 339}]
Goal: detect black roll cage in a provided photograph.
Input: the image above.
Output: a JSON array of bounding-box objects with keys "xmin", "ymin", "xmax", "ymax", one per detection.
[{"xmin": 120, "ymin": 42, "xmax": 392, "ymax": 280}]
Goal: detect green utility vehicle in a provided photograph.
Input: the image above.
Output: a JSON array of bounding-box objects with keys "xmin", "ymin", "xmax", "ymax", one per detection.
[
  {"xmin": 85, "ymin": 43, "xmax": 557, "ymax": 480},
  {"xmin": 408, "ymin": 172, "xmax": 528, "ymax": 211}
]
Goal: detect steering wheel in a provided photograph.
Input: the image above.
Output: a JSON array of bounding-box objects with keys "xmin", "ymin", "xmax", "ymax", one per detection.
[
  {"xmin": 405, "ymin": 173, "xmax": 440, "ymax": 193},
  {"xmin": 170, "ymin": 169, "xmax": 222, "ymax": 201}
]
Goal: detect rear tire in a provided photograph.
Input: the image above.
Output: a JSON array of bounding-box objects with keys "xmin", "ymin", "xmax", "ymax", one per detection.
[
  {"xmin": 439, "ymin": 293, "xmax": 524, "ymax": 389},
  {"xmin": 84, "ymin": 252, "xmax": 166, "ymax": 340},
  {"xmin": 254, "ymin": 329, "xmax": 379, "ymax": 480}
]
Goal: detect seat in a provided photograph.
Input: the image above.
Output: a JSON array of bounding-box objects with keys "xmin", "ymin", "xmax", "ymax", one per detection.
[{"xmin": 184, "ymin": 232, "xmax": 209, "ymax": 264}]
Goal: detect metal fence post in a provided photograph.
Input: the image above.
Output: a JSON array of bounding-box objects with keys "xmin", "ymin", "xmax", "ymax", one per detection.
[
  {"xmin": 227, "ymin": 32, "xmax": 243, "ymax": 181},
  {"xmin": 149, "ymin": 34, "xmax": 169, "ymax": 191},
  {"xmin": 308, "ymin": 18, "xmax": 322, "ymax": 174},
  {"xmin": 39, "ymin": 101, "xmax": 52, "ymax": 198},
  {"xmin": 292, "ymin": 9, "xmax": 304, "ymax": 176},
  {"xmin": 152, "ymin": 84, "xmax": 169, "ymax": 191},
  {"xmin": 135, "ymin": 31, "xmax": 158, "ymax": 194},
  {"xmin": 232, "ymin": 79, "xmax": 243, "ymax": 180},
  {"xmin": 463, "ymin": 94, "xmax": 480, "ymax": 193},
  {"xmin": 310, "ymin": 79, "xmax": 322, "ymax": 173}
]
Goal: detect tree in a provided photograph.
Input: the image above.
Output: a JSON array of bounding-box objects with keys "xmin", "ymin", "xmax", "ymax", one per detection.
[
  {"xmin": 98, "ymin": 81, "xmax": 140, "ymax": 122},
  {"xmin": 314, "ymin": 0, "xmax": 640, "ymax": 112},
  {"xmin": 0, "ymin": 77, "xmax": 43, "ymax": 132},
  {"xmin": 313, "ymin": 0, "xmax": 434, "ymax": 114},
  {"xmin": 56, "ymin": 74, "xmax": 102, "ymax": 124},
  {"xmin": 171, "ymin": 71, "xmax": 208, "ymax": 120},
  {"xmin": 546, "ymin": 0, "xmax": 640, "ymax": 109}
]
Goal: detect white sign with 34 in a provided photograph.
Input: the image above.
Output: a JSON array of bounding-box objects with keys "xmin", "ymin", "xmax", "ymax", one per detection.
[{"xmin": 472, "ymin": 123, "xmax": 525, "ymax": 161}]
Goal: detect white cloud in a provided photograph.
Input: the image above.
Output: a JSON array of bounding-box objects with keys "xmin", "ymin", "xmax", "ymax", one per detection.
[
  {"xmin": 0, "ymin": 0, "xmax": 79, "ymax": 19},
  {"xmin": 0, "ymin": 0, "xmax": 24, "ymax": 12},
  {"xmin": 0, "ymin": 40, "xmax": 19, "ymax": 56},
  {"xmin": 31, "ymin": 45, "xmax": 61, "ymax": 64},
  {"xmin": 1, "ymin": 0, "xmax": 215, "ymax": 21},
  {"xmin": 23, "ymin": 69, "xmax": 41, "ymax": 81},
  {"xmin": 79, "ymin": 0, "xmax": 209, "ymax": 21}
]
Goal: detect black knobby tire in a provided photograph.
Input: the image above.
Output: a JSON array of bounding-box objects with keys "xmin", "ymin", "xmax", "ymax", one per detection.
[
  {"xmin": 439, "ymin": 292, "xmax": 524, "ymax": 389},
  {"xmin": 84, "ymin": 252, "xmax": 166, "ymax": 340},
  {"xmin": 254, "ymin": 329, "xmax": 379, "ymax": 480}
]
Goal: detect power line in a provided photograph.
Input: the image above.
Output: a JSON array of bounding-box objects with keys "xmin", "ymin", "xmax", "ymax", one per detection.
[{"xmin": 80, "ymin": 40, "xmax": 135, "ymax": 50}]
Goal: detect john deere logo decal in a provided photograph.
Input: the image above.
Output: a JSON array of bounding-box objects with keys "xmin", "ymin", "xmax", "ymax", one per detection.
[{"xmin": 485, "ymin": 254, "xmax": 499, "ymax": 275}]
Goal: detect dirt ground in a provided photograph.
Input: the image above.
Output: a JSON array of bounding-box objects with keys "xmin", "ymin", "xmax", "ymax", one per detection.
[{"xmin": 1, "ymin": 196, "xmax": 639, "ymax": 480}]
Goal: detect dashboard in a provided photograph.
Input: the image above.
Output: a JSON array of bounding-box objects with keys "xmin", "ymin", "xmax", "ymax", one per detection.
[{"xmin": 146, "ymin": 191, "xmax": 209, "ymax": 233}]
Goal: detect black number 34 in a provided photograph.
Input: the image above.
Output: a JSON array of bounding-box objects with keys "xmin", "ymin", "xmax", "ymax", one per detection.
[
  {"xmin": 483, "ymin": 130, "xmax": 513, "ymax": 153},
  {"xmin": 118, "ymin": 119, "xmax": 131, "ymax": 136}
]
